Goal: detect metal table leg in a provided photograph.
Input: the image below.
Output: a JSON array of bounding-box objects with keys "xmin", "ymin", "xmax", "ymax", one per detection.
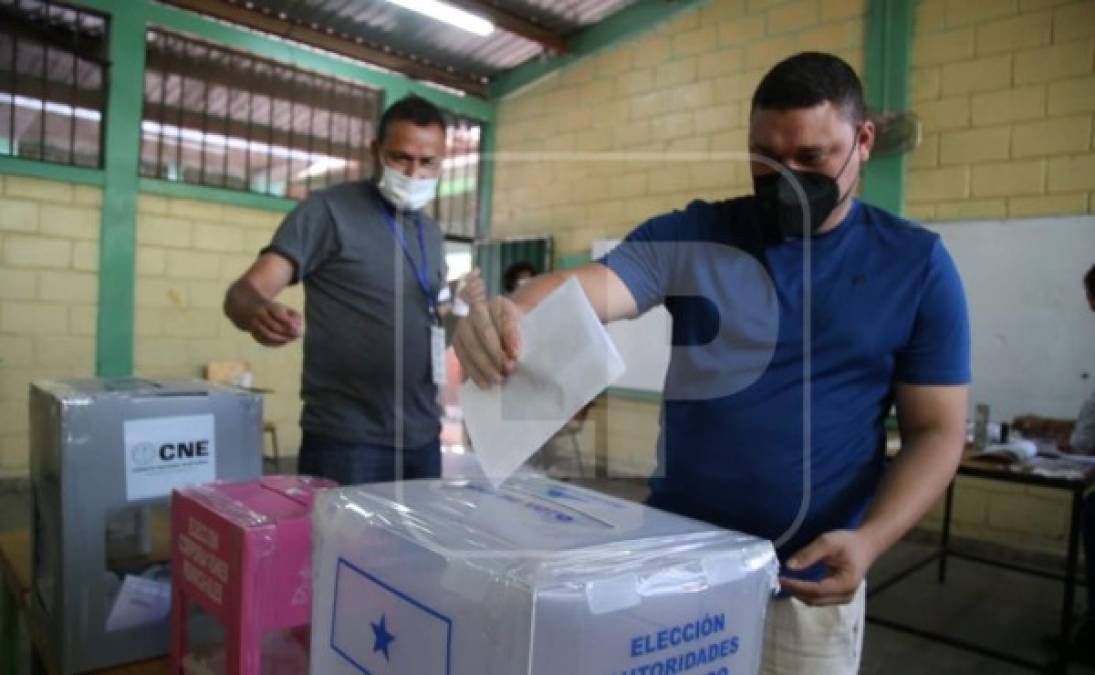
[
  {"xmin": 938, "ymin": 480, "xmax": 956, "ymax": 584},
  {"xmin": 1053, "ymin": 487, "xmax": 1084, "ymax": 674}
]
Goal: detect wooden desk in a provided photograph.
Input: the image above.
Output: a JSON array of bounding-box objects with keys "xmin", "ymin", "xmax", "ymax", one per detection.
[
  {"xmin": 867, "ymin": 454, "xmax": 1093, "ymax": 674},
  {"xmin": 0, "ymin": 529, "xmax": 170, "ymax": 675}
]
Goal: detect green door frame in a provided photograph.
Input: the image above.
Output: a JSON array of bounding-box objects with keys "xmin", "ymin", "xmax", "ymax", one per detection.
[
  {"xmin": 862, "ymin": 0, "xmax": 915, "ymax": 215},
  {"xmin": 95, "ymin": 8, "xmax": 145, "ymax": 376}
]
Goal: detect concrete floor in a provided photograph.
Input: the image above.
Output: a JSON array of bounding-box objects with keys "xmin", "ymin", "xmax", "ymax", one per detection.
[{"xmin": 2, "ymin": 470, "xmax": 1091, "ymax": 674}]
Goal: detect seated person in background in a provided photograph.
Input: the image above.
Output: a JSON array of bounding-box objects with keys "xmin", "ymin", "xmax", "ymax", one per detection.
[
  {"xmin": 1013, "ymin": 265, "xmax": 1095, "ymax": 456},
  {"xmin": 1070, "ymin": 263, "xmax": 1094, "ymax": 663},
  {"xmin": 1068, "ymin": 264, "xmax": 1095, "ymax": 456},
  {"xmin": 1016, "ymin": 263, "xmax": 1095, "ymax": 662}
]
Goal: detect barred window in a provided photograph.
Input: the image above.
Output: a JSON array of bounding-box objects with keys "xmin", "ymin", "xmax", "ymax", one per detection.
[
  {"xmin": 141, "ymin": 29, "xmax": 381, "ymax": 199},
  {"xmin": 433, "ymin": 115, "xmax": 482, "ymax": 239},
  {"xmin": 0, "ymin": 0, "xmax": 107, "ymax": 167}
]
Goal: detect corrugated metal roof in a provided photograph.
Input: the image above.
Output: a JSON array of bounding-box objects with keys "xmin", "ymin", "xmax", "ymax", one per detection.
[{"xmin": 242, "ymin": 0, "xmax": 638, "ymax": 80}]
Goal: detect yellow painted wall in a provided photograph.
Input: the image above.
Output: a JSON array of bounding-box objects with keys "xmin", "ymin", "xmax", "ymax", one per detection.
[
  {"xmin": 492, "ymin": 0, "xmax": 867, "ymax": 258},
  {"xmin": 907, "ymin": 0, "xmax": 1095, "ymax": 221},
  {"xmin": 132, "ymin": 193, "xmax": 304, "ymax": 459},
  {"xmin": 491, "ymin": 0, "xmax": 1093, "ymax": 555},
  {"xmin": 0, "ymin": 175, "xmax": 301, "ymax": 478},
  {"xmin": 0, "ymin": 175, "xmax": 100, "ymax": 477}
]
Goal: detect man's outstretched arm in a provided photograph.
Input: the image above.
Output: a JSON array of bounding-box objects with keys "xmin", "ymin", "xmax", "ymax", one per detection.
[{"xmin": 453, "ymin": 262, "xmax": 638, "ymax": 387}]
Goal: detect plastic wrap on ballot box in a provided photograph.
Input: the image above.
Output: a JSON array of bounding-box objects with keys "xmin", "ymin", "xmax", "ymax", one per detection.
[{"xmin": 310, "ymin": 473, "xmax": 779, "ymax": 675}]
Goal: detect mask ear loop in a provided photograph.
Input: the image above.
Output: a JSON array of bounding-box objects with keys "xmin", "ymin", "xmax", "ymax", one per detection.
[{"xmin": 831, "ymin": 125, "xmax": 862, "ymax": 209}]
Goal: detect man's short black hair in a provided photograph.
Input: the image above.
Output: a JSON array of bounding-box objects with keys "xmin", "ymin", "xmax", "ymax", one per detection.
[
  {"xmin": 1085, "ymin": 263, "xmax": 1095, "ymax": 296},
  {"xmin": 503, "ymin": 261, "xmax": 538, "ymax": 294},
  {"xmin": 751, "ymin": 52, "xmax": 866, "ymax": 123},
  {"xmin": 378, "ymin": 96, "xmax": 447, "ymax": 144}
]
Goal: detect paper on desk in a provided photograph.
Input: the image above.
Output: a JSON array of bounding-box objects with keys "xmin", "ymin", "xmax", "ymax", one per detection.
[
  {"xmin": 105, "ymin": 574, "xmax": 171, "ymax": 632},
  {"xmin": 461, "ymin": 276, "xmax": 625, "ymax": 486}
]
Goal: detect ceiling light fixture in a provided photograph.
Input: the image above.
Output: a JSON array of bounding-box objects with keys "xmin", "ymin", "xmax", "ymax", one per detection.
[{"xmin": 385, "ymin": 0, "xmax": 494, "ymax": 37}]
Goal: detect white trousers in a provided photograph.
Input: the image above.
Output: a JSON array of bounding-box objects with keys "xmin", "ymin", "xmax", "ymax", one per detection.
[{"xmin": 759, "ymin": 581, "xmax": 866, "ymax": 675}]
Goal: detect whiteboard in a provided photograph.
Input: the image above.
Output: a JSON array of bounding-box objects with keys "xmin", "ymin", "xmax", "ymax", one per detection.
[
  {"xmin": 596, "ymin": 216, "xmax": 1095, "ymax": 416},
  {"xmin": 593, "ymin": 240, "xmax": 671, "ymax": 394},
  {"xmin": 933, "ymin": 215, "xmax": 1095, "ymax": 420}
]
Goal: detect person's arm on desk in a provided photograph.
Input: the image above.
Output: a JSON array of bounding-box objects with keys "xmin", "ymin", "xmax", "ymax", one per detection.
[
  {"xmin": 453, "ymin": 263, "xmax": 637, "ymax": 386},
  {"xmin": 780, "ymin": 384, "xmax": 968, "ymax": 605}
]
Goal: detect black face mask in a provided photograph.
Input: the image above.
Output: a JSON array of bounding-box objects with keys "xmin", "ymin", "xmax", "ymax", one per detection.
[{"xmin": 752, "ymin": 136, "xmax": 858, "ymax": 239}]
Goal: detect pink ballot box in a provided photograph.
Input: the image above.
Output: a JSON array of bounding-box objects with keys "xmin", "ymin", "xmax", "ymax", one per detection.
[{"xmin": 169, "ymin": 475, "xmax": 336, "ymax": 675}]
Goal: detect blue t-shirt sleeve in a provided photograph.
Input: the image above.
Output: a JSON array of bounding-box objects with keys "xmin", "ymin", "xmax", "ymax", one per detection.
[
  {"xmin": 597, "ymin": 210, "xmax": 682, "ymax": 314},
  {"xmin": 895, "ymin": 239, "xmax": 971, "ymax": 385}
]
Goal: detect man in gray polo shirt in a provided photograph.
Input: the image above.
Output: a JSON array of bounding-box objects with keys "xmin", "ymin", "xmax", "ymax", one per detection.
[{"xmin": 224, "ymin": 96, "xmax": 452, "ymax": 485}]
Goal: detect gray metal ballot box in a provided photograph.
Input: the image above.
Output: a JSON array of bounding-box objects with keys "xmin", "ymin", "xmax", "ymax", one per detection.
[{"xmin": 29, "ymin": 378, "xmax": 263, "ymax": 673}]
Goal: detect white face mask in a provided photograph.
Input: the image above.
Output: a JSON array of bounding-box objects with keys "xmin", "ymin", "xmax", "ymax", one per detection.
[{"xmin": 376, "ymin": 164, "xmax": 438, "ymax": 211}]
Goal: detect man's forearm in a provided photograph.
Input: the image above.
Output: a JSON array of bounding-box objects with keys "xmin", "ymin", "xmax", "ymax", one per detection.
[
  {"xmin": 510, "ymin": 270, "xmax": 569, "ymax": 313},
  {"xmin": 858, "ymin": 429, "xmax": 963, "ymax": 559},
  {"xmin": 509, "ymin": 263, "xmax": 637, "ymax": 323},
  {"xmin": 224, "ymin": 278, "xmax": 270, "ymax": 331}
]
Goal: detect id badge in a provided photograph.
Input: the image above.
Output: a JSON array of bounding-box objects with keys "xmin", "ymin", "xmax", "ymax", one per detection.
[{"xmin": 430, "ymin": 324, "xmax": 447, "ymax": 386}]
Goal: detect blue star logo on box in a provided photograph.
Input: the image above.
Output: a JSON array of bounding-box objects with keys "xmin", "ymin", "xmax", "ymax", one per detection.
[
  {"xmin": 331, "ymin": 558, "xmax": 453, "ymax": 674},
  {"xmin": 371, "ymin": 615, "xmax": 396, "ymax": 661}
]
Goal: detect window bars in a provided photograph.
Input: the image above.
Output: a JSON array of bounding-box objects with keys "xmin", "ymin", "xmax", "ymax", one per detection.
[
  {"xmin": 0, "ymin": 0, "xmax": 107, "ymax": 168},
  {"xmin": 140, "ymin": 28, "xmax": 382, "ymax": 199}
]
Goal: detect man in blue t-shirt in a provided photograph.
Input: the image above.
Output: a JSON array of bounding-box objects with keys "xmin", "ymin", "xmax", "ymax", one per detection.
[{"xmin": 456, "ymin": 52, "xmax": 970, "ymax": 674}]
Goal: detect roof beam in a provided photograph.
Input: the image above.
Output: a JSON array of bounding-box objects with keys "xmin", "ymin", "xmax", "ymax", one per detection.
[
  {"xmin": 490, "ymin": 0, "xmax": 709, "ymax": 99},
  {"xmin": 449, "ymin": 1, "xmax": 569, "ymax": 54},
  {"xmin": 156, "ymin": 0, "xmax": 488, "ymax": 96}
]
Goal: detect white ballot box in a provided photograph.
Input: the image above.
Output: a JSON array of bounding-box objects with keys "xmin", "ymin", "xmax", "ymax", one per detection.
[{"xmin": 310, "ymin": 473, "xmax": 779, "ymax": 675}]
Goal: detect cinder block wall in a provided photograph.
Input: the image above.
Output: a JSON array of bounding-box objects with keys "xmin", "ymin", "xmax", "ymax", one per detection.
[
  {"xmin": 133, "ymin": 194, "xmax": 304, "ymax": 458},
  {"xmin": 0, "ymin": 176, "xmax": 101, "ymax": 476},
  {"xmin": 907, "ymin": 0, "xmax": 1095, "ymax": 221},
  {"xmin": 492, "ymin": 0, "xmax": 866, "ymax": 256},
  {"xmin": 490, "ymin": 0, "xmax": 1095, "ymax": 556},
  {"xmin": 0, "ymin": 176, "xmax": 301, "ymax": 478}
]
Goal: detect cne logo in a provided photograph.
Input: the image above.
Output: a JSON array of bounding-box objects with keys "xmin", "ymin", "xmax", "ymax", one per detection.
[
  {"xmin": 130, "ymin": 441, "xmax": 158, "ymax": 467},
  {"xmin": 158, "ymin": 440, "xmax": 210, "ymax": 461}
]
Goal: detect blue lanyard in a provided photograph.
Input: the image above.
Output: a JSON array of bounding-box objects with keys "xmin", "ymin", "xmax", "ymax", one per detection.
[{"xmin": 374, "ymin": 193, "xmax": 437, "ymax": 321}]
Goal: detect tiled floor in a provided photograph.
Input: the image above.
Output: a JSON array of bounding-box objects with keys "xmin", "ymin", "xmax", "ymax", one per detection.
[{"xmin": 2, "ymin": 471, "xmax": 1092, "ymax": 674}]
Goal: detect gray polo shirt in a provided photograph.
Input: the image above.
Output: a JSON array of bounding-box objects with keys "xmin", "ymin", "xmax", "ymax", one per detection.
[{"xmin": 263, "ymin": 180, "xmax": 444, "ymax": 448}]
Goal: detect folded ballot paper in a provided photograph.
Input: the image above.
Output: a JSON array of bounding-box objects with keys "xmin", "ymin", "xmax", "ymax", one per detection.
[
  {"xmin": 310, "ymin": 473, "xmax": 779, "ymax": 675},
  {"xmin": 461, "ymin": 276, "xmax": 626, "ymax": 485}
]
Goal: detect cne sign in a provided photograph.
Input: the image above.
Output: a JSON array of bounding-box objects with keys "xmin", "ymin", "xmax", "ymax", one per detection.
[
  {"xmin": 159, "ymin": 440, "xmax": 210, "ymax": 461},
  {"xmin": 124, "ymin": 415, "xmax": 216, "ymax": 501}
]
